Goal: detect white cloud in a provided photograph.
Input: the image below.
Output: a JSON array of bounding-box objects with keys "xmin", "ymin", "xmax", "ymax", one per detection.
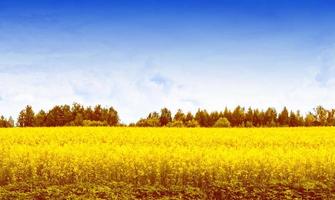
[{"xmin": 1, "ymin": 45, "xmax": 335, "ymax": 123}]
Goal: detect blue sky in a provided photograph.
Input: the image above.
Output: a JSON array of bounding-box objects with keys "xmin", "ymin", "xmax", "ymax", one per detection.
[{"xmin": 0, "ymin": 0, "xmax": 335, "ymax": 122}]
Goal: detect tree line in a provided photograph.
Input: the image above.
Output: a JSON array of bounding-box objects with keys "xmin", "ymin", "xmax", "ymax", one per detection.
[
  {"xmin": 133, "ymin": 106, "xmax": 334, "ymax": 127},
  {"xmin": 0, "ymin": 103, "xmax": 119, "ymax": 127},
  {"xmin": 0, "ymin": 104, "xmax": 334, "ymax": 128}
]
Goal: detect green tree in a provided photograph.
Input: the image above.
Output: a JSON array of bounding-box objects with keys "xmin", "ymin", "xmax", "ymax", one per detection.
[
  {"xmin": 245, "ymin": 107, "xmax": 254, "ymax": 126},
  {"xmin": 327, "ymin": 109, "xmax": 335, "ymax": 126},
  {"xmin": 245, "ymin": 121, "xmax": 253, "ymax": 127},
  {"xmin": 73, "ymin": 113, "xmax": 84, "ymax": 126},
  {"xmin": 185, "ymin": 119, "xmax": 200, "ymax": 127},
  {"xmin": 84, "ymin": 107, "xmax": 94, "ymax": 121},
  {"xmin": 213, "ymin": 117, "xmax": 230, "ymax": 127},
  {"xmin": 136, "ymin": 118, "xmax": 148, "ymax": 127},
  {"xmin": 315, "ymin": 106, "xmax": 328, "ymax": 126},
  {"xmin": 195, "ymin": 109, "xmax": 210, "ymax": 127},
  {"xmin": 289, "ymin": 111, "xmax": 298, "ymax": 127},
  {"xmin": 160, "ymin": 108, "xmax": 172, "ymax": 126},
  {"xmin": 136, "ymin": 112, "xmax": 161, "ymax": 127},
  {"xmin": 34, "ymin": 110, "xmax": 47, "ymax": 126},
  {"xmin": 209, "ymin": 111, "xmax": 220, "ymax": 127},
  {"xmin": 106, "ymin": 107, "xmax": 119, "ymax": 126},
  {"xmin": 278, "ymin": 107, "xmax": 289, "ymax": 126},
  {"xmin": 146, "ymin": 118, "xmax": 161, "ymax": 127},
  {"xmin": 0, "ymin": 116, "xmax": 12, "ymax": 127},
  {"xmin": 62, "ymin": 105, "xmax": 73, "ymax": 125},
  {"xmin": 305, "ymin": 112, "xmax": 316, "ymax": 126},
  {"xmin": 45, "ymin": 105, "xmax": 66, "ymax": 126},
  {"xmin": 231, "ymin": 106, "xmax": 245, "ymax": 127},
  {"xmin": 8, "ymin": 116, "xmax": 14, "ymax": 127},
  {"xmin": 71, "ymin": 103, "xmax": 85, "ymax": 118},
  {"xmin": 288, "ymin": 111, "xmax": 304, "ymax": 127},
  {"xmin": 17, "ymin": 105, "xmax": 35, "ymax": 127},
  {"xmin": 174, "ymin": 109, "xmax": 186, "ymax": 123},
  {"xmin": 185, "ymin": 112, "xmax": 194, "ymax": 122},
  {"xmin": 167, "ymin": 120, "xmax": 184, "ymax": 127},
  {"xmin": 252, "ymin": 109, "xmax": 261, "ymax": 127},
  {"xmin": 223, "ymin": 107, "xmax": 232, "ymax": 122},
  {"xmin": 296, "ymin": 111, "xmax": 304, "ymax": 126},
  {"xmin": 264, "ymin": 108, "xmax": 277, "ymax": 127},
  {"xmin": 93, "ymin": 105, "xmax": 103, "ymax": 121}
]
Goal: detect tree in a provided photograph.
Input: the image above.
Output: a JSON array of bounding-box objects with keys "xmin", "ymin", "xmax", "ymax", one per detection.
[
  {"xmin": 62, "ymin": 105, "xmax": 73, "ymax": 125},
  {"xmin": 295, "ymin": 111, "xmax": 304, "ymax": 126},
  {"xmin": 252, "ymin": 109, "xmax": 261, "ymax": 127},
  {"xmin": 278, "ymin": 107, "xmax": 289, "ymax": 126},
  {"xmin": 315, "ymin": 106, "xmax": 328, "ymax": 126},
  {"xmin": 287, "ymin": 110, "xmax": 304, "ymax": 127},
  {"xmin": 136, "ymin": 118, "xmax": 148, "ymax": 127},
  {"xmin": 0, "ymin": 116, "xmax": 13, "ymax": 127},
  {"xmin": 289, "ymin": 111, "xmax": 298, "ymax": 127},
  {"xmin": 185, "ymin": 112, "xmax": 194, "ymax": 122},
  {"xmin": 160, "ymin": 108, "xmax": 172, "ymax": 126},
  {"xmin": 185, "ymin": 119, "xmax": 200, "ymax": 127},
  {"xmin": 231, "ymin": 106, "xmax": 245, "ymax": 127},
  {"xmin": 195, "ymin": 109, "xmax": 210, "ymax": 127},
  {"xmin": 72, "ymin": 103, "xmax": 85, "ymax": 115},
  {"xmin": 167, "ymin": 120, "xmax": 184, "ymax": 127},
  {"xmin": 174, "ymin": 109, "xmax": 186, "ymax": 123},
  {"xmin": 223, "ymin": 107, "xmax": 232, "ymax": 122},
  {"xmin": 305, "ymin": 112, "xmax": 316, "ymax": 126},
  {"xmin": 327, "ymin": 109, "xmax": 335, "ymax": 126},
  {"xmin": 17, "ymin": 105, "xmax": 35, "ymax": 127},
  {"xmin": 209, "ymin": 111, "xmax": 220, "ymax": 127},
  {"xmin": 264, "ymin": 108, "xmax": 277, "ymax": 127},
  {"xmin": 93, "ymin": 105, "xmax": 103, "ymax": 121},
  {"xmin": 106, "ymin": 107, "xmax": 119, "ymax": 126},
  {"xmin": 245, "ymin": 107, "xmax": 253, "ymax": 126},
  {"xmin": 72, "ymin": 103, "xmax": 85, "ymax": 118},
  {"xmin": 136, "ymin": 112, "xmax": 161, "ymax": 127},
  {"xmin": 146, "ymin": 118, "xmax": 161, "ymax": 127},
  {"xmin": 8, "ymin": 116, "xmax": 14, "ymax": 127},
  {"xmin": 148, "ymin": 112, "xmax": 159, "ymax": 119},
  {"xmin": 73, "ymin": 113, "xmax": 84, "ymax": 126},
  {"xmin": 0, "ymin": 116, "xmax": 7, "ymax": 127},
  {"xmin": 245, "ymin": 121, "xmax": 253, "ymax": 127},
  {"xmin": 213, "ymin": 117, "xmax": 230, "ymax": 127},
  {"xmin": 45, "ymin": 105, "xmax": 64, "ymax": 126},
  {"xmin": 34, "ymin": 110, "xmax": 47, "ymax": 126},
  {"xmin": 84, "ymin": 107, "xmax": 94, "ymax": 121}
]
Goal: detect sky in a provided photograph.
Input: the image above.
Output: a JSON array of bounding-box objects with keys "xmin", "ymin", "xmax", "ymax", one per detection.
[{"xmin": 0, "ymin": 0, "xmax": 335, "ymax": 123}]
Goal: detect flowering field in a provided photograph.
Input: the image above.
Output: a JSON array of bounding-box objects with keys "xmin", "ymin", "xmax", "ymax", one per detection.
[{"xmin": 0, "ymin": 127, "xmax": 334, "ymax": 199}]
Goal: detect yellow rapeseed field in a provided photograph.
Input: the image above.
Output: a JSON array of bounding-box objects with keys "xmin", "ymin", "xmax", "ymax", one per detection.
[{"xmin": 0, "ymin": 127, "xmax": 334, "ymax": 199}]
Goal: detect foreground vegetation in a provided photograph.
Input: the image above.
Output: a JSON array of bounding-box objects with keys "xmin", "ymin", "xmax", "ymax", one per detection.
[{"xmin": 0, "ymin": 127, "xmax": 334, "ymax": 199}]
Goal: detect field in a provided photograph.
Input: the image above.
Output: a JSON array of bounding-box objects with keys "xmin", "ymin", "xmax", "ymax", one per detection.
[{"xmin": 0, "ymin": 127, "xmax": 335, "ymax": 199}]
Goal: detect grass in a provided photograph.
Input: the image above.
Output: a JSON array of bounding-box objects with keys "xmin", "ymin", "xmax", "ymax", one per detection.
[{"xmin": 0, "ymin": 127, "xmax": 334, "ymax": 199}]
